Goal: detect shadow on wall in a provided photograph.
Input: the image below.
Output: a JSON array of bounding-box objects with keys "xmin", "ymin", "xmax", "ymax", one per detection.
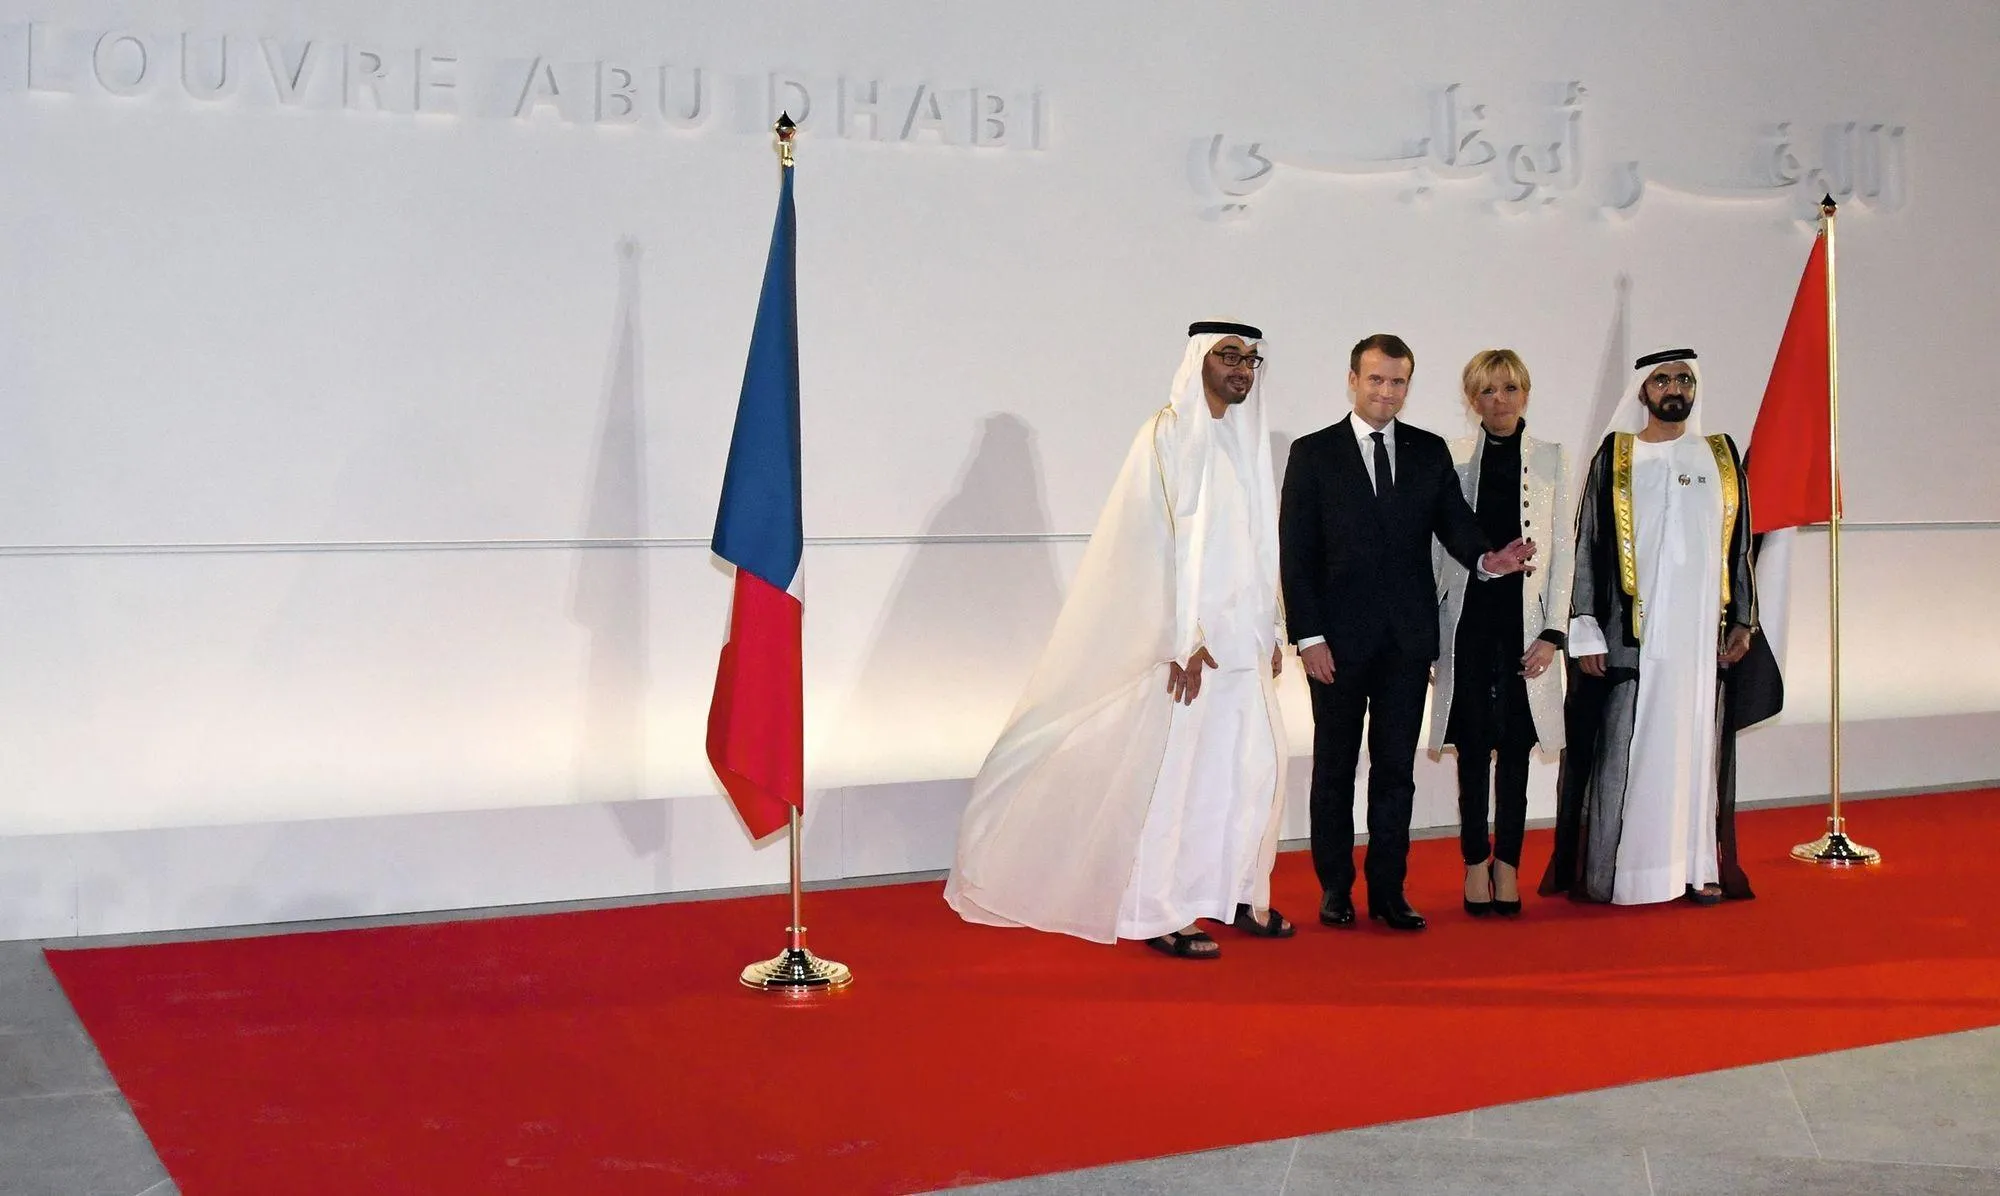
[
  {"xmin": 569, "ymin": 240, "xmax": 668, "ymax": 860},
  {"xmin": 828, "ymin": 413, "xmax": 1066, "ymax": 784},
  {"xmin": 1578, "ymin": 272, "xmax": 1633, "ymax": 451},
  {"xmin": 1269, "ymin": 429, "xmax": 1295, "ymax": 495}
]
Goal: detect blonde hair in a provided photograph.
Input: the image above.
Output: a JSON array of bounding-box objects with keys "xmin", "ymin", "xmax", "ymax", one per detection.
[{"xmin": 1460, "ymin": 349, "xmax": 1532, "ymax": 405}]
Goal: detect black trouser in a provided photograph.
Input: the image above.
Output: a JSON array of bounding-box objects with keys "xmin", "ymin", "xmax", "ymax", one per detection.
[
  {"xmin": 1457, "ymin": 740, "xmax": 1531, "ymax": 867},
  {"xmin": 1307, "ymin": 645, "xmax": 1431, "ymax": 904}
]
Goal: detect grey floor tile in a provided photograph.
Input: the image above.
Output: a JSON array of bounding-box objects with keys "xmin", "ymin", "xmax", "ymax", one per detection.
[
  {"xmin": 0, "ymin": 1091, "xmax": 174, "ymax": 1196},
  {"xmin": 1468, "ymin": 1061, "xmax": 1819, "ymax": 1158},
  {"xmin": 1284, "ymin": 1131, "xmax": 1653, "ymax": 1196},
  {"xmin": 1786, "ymin": 1027, "xmax": 2000, "ymax": 1169},
  {"xmin": 1058, "ymin": 1140, "xmax": 1297, "ymax": 1194},
  {"xmin": 1650, "ymin": 1149, "xmax": 2000, "ymax": 1195},
  {"xmin": 0, "ymin": 945, "xmax": 77, "ymax": 1034},
  {"xmin": 0, "ymin": 1026, "xmax": 118, "ymax": 1100},
  {"xmin": 926, "ymin": 1176, "xmax": 1069, "ymax": 1195},
  {"xmin": 1368, "ymin": 1110, "xmax": 1476, "ymax": 1139},
  {"xmin": 938, "ymin": 1140, "xmax": 1298, "ymax": 1194}
]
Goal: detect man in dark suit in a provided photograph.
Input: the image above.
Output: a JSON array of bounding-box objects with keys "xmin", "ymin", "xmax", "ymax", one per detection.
[{"xmin": 1279, "ymin": 334, "xmax": 1536, "ymax": 931}]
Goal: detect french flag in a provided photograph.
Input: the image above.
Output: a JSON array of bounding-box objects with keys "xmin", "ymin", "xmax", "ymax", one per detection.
[{"xmin": 706, "ymin": 167, "xmax": 803, "ymax": 841}]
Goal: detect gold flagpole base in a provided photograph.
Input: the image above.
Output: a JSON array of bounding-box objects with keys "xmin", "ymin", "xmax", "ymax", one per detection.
[
  {"xmin": 1791, "ymin": 816, "xmax": 1881, "ymax": 866},
  {"xmin": 739, "ymin": 933, "xmax": 853, "ymax": 995}
]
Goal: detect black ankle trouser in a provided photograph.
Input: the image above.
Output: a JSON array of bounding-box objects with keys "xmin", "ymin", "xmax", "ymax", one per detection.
[{"xmin": 1457, "ymin": 740, "xmax": 1530, "ymax": 867}]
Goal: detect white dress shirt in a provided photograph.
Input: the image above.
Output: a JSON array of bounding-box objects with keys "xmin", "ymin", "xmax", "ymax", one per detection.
[{"xmin": 1353, "ymin": 415, "xmax": 1396, "ymax": 492}]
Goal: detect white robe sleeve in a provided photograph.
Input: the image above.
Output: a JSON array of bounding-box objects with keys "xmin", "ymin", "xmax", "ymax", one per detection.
[{"xmin": 1568, "ymin": 614, "xmax": 1609, "ymax": 657}]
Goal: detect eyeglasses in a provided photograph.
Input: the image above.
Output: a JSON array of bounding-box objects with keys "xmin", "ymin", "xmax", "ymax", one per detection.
[
  {"xmin": 1645, "ymin": 372, "xmax": 1696, "ymax": 391},
  {"xmin": 1211, "ymin": 350, "xmax": 1265, "ymax": 370}
]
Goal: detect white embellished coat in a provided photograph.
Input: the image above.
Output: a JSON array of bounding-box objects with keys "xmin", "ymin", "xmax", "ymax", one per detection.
[{"xmin": 1428, "ymin": 428, "xmax": 1575, "ymax": 754}]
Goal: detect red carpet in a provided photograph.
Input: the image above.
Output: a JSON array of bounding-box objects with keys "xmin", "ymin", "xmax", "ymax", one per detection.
[{"xmin": 47, "ymin": 789, "xmax": 2000, "ymax": 1195}]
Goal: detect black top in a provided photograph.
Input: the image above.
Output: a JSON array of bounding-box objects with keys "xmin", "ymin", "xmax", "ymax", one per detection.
[
  {"xmin": 1457, "ymin": 426, "xmax": 1526, "ymax": 667},
  {"xmin": 1473, "ymin": 424, "xmax": 1525, "ymax": 551},
  {"xmin": 1469, "ymin": 424, "xmax": 1564, "ymax": 650}
]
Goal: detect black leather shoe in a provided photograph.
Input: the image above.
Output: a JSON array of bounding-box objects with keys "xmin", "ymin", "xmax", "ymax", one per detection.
[
  {"xmin": 1368, "ymin": 896, "xmax": 1428, "ymax": 931},
  {"xmin": 1319, "ymin": 891, "xmax": 1356, "ymax": 927}
]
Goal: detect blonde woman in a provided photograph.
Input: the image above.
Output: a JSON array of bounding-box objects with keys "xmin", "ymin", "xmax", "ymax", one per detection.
[{"xmin": 1429, "ymin": 350, "xmax": 1574, "ymax": 916}]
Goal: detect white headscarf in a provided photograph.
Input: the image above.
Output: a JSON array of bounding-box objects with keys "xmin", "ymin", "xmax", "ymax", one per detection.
[
  {"xmin": 1604, "ymin": 348, "xmax": 1705, "ymax": 437},
  {"xmin": 1157, "ymin": 328, "xmax": 1281, "ymax": 656}
]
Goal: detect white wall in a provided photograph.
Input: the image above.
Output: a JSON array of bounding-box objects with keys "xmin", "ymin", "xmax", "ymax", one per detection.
[{"xmin": 2, "ymin": 1, "xmax": 1997, "ymax": 936}]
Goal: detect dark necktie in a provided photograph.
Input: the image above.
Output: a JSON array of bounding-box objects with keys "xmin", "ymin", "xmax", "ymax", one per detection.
[{"xmin": 1370, "ymin": 430, "xmax": 1393, "ymax": 503}]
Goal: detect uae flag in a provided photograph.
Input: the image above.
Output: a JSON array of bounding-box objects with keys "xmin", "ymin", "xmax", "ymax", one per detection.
[
  {"xmin": 1749, "ymin": 233, "xmax": 1841, "ymax": 535},
  {"xmin": 706, "ymin": 167, "xmax": 805, "ymax": 841},
  {"xmin": 1733, "ymin": 231, "xmax": 1843, "ymax": 733}
]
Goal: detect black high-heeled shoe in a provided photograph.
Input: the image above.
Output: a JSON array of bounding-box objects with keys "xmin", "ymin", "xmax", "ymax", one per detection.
[
  {"xmin": 1463, "ymin": 862, "xmax": 1494, "ymax": 918},
  {"xmin": 1491, "ymin": 860, "xmax": 1522, "ymax": 917}
]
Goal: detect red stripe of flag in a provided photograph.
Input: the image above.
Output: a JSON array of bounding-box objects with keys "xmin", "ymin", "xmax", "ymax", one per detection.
[{"xmin": 706, "ymin": 570, "xmax": 803, "ymax": 840}]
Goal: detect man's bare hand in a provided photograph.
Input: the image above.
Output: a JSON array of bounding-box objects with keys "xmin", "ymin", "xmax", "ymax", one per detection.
[
  {"xmin": 1299, "ymin": 642, "xmax": 1335, "ymax": 685},
  {"xmin": 1167, "ymin": 647, "xmax": 1218, "ymax": 704},
  {"xmin": 1577, "ymin": 653, "xmax": 1607, "ymax": 677},
  {"xmin": 1719, "ymin": 625, "xmax": 1753, "ymax": 666},
  {"xmin": 1270, "ymin": 643, "xmax": 1283, "ymax": 679},
  {"xmin": 1480, "ymin": 537, "xmax": 1538, "ymax": 577},
  {"xmin": 1521, "ymin": 640, "xmax": 1559, "ymax": 680}
]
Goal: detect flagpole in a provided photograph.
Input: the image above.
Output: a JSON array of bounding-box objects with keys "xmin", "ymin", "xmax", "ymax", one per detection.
[
  {"xmin": 740, "ymin": 114, "xmax": 855, "ymax": 992},
  {"xmin": 739, "ymin": 806, "xmax": 852, "ymax": 993},
  {"xmin": 1792, "ymin": 195, "xmax": 1879, "ymax": 866}
]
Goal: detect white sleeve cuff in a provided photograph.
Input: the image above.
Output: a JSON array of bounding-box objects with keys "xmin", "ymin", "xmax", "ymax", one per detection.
[
  {"xmin": 1297, "ymin": 635, "xmax": 1326, "ymax": 650},
  {"xmin": 1567, "ymin": 615, "xmax": 1608, "ymax": 657}
]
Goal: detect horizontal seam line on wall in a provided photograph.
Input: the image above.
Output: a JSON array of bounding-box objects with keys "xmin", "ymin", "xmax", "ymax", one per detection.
[
  {"xmin": 0, "ymin": 533, "xmax": 1098, "ymax": 557},
  {"xmin": 0, "ymin": 520, "xmax": 1992, "ymax": 558}
]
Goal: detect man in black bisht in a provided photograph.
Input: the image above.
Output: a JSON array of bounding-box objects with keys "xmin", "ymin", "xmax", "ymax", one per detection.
[{"xmin": 1543, "ymin": 348, "xmax": 1783, "ymax": 907}]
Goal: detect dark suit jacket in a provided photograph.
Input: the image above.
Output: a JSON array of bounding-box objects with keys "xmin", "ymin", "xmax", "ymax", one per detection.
[{"xmin": 1280, "ymin": 415, "xmax": 1490, "ymax": 662}]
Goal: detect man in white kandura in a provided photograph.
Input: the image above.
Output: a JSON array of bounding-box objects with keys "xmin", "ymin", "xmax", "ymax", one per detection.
[
  {"xmin": 945, "ymin": 320, "xmax": 1292, "ymax": 960},
  {"xmin": 1542, "ymin": 348, "xmax": 1761, "ymax": 907}
]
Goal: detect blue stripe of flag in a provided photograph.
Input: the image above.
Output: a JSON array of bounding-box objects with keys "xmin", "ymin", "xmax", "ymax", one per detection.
[{"xmin": 711, "ymin": 169, "xmax": 803, "ymax": 590}]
